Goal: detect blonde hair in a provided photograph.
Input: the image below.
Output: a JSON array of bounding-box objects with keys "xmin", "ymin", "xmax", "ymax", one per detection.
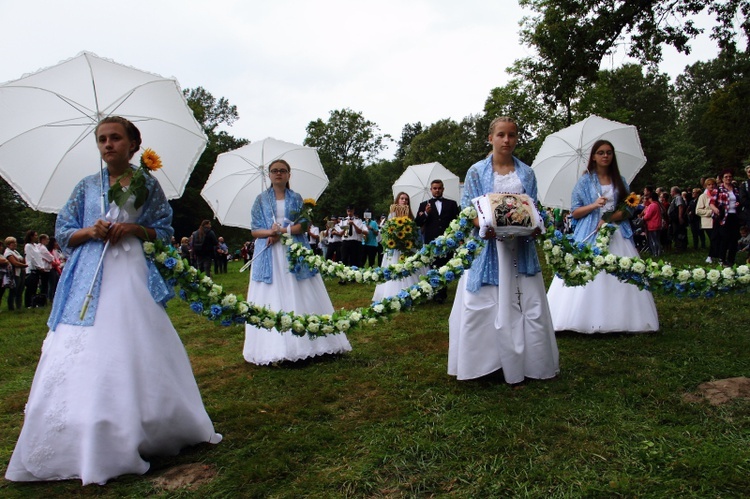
[
  {"xmin": 488, "ymin": 116, "xmax": 518, "ymax": 135},
  {"xmin": 4, "ymin": 236, "xmax": 16, "ymax": 245}
]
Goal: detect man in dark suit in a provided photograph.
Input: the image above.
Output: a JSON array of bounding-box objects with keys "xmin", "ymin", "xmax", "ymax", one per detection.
[{"xmin": 415, "ymin": 179, "xmax": 460, "ymax": 303}]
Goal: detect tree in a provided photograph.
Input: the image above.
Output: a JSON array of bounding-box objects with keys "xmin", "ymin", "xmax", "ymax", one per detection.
[
  {"xmin": 171, "ymin": 87, "xmax": 248, "ymax": 243},
  {"xmin": 304, "ymin": 109, "xmax": 388, "ymax": 217},
  {"xmin": 402, "ymin": 117, "xmax": 483, "ymax": 179},
  {"xmin": 514, "ymin": 0, "xmax": 748, "ymax": 123}
]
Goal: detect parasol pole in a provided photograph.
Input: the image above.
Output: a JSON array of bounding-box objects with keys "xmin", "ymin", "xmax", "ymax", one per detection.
[{"xmin": 80, "ymin": 240, "xmax": 109, "ymax": 319}]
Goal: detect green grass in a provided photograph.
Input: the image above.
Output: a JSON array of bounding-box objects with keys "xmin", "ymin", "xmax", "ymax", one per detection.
[{"xmin": 1, "ymin": 246, "xmax": 749, "ymax": 498}]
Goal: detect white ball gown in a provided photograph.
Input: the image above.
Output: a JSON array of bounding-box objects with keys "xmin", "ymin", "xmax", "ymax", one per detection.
[
  {"xmin": 547, "ymin": 184, "xmax": 659, "ymax": 333},
  {"xmin": 5, "ymin": 201, "xmax": 221, "ymax": 486},
  {"xmin": 448, "ymin": 170, "xmax": 559, "ymax": 383},
  {"xmin": 243, "ymin": 201, "xmax": 352, "ymax": 364}
]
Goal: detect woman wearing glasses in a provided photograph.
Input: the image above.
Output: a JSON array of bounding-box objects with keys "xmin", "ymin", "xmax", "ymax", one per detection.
[
  {"xmin": 546, "ymin": 140, "xmax": 659, "ymax": 334},
  {"xmin": 243, "ymin": 160, "xmax": 351, "ymax": 364}
]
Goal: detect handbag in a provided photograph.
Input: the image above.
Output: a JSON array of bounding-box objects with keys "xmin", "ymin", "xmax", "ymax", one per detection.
[{"xmin": 1, "ymin": 265, "xmax": 15, "ymax": 289}]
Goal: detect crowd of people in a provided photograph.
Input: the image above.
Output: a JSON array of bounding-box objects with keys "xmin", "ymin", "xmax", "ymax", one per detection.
[{"xmin": 4, "ymin": 113, "xmax": 750, "ymax": 487}]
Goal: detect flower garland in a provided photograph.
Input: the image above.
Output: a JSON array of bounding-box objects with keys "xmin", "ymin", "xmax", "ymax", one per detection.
[
  {"xmin": 144, "ymin": 211, "xmax": 485, "ymax": 337},
  {"xmin": 542, "ymin": 223, "xmax": 750, "ymax": 297},
  {"xmin": 287, "ymin": 206, "xmax": 480, "ymax": 284}
]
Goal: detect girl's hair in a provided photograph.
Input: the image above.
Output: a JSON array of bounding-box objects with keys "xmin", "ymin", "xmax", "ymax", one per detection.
[
  {"xmin": 269, "ymin": 159, "xmax": 291, "ymax": 190},
  {"xmin": 703, "ymin": 177, "xmax": 717, "ymax": 187},
  {"xmin": 46, "ymin": 237, "xmax": 56, "ymax": 252},
  {"xmin": 488, "ymin": 116, "xmax": 518, "ymax": 135},
  {"xmin": 196, "ymin": 219, "xmax": 211, "ymax": 241},
  {"xmin": 587, "ymin": 139, "xmax": 628, "ymax": 204},
  {"xmin": 24, "ymin": 230, "xmax": 37, "ymax": 244},
  {"xmin": 95, "ymin": 116, "xmax": 142, "ymax": 158},
  {"xmin": 392, "ymin": 191, "xmax": 414, "ymax": 218}
]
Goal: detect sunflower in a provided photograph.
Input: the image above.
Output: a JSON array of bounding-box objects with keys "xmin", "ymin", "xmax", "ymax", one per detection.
[
  {"xmin": 140, "ymin": 148, "xmax": 163, "ymax": 171},
  {"xmin": 405, "ymin": 240, "xmax": 413, "ymax": 249},
  {"xmin": 302, "ymin": 198, "xmax": 316, "ymax": 207},
  {"xmin": 403, "ymin": 225, "xmax": 412, "ymax": 234},
  {"xmin": 625, "ymin": 192, "xmax": 641, "ymax": 208},
  {"xmin": 387, "ymin": 239, "xmax": 397, "ymax": 248}
]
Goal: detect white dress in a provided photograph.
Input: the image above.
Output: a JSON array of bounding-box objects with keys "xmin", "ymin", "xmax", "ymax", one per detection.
[
  {"xmin": 448, "ymin": 171, "xmax": 560, "ymax": 383},
  {"xmin": 5, "ymin": 200, "xmax": 221, "ymax": 486},
  {"xmin": 547, "ymin": 184, "xmax": 659, "ymax": 333},
  {"xmin": 243, "ymin": 200, "xmax": 352, "ymax": 364},
  {"xmin": 372, "ymin": 248, "xmax": 427, "ymax": 302}
]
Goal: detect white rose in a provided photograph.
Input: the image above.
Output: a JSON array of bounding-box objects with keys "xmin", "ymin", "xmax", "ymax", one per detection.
[
  {"xmin": 390, "ymin": 300, "xmax": 402, "ymax": 311},
  {"xmin": 737, "ymin": 265, "xmax": 749, "ymax": 276},
  {"xmin": 593, "ymin": 255, "xmax": 605, "ymax": 267},
  {"xmin": 155, "ymin": 252, "xmax": 167, "ymax": 263},
  {"xmin": 619, "ymin": 257, "xmax": 632, "ymax": 270},
  {"xmin": 174, "ymin": 259, "xmax": 184, "ymax": 272},
  {"xmin": 373, "ymin": 304, "xmax": 385, "ymax": 314},
  {"xmin": 261, "ymin": 317, "xmax": 275, "ymax": 329},
  {"xmin": 292, "ymin": 321, "xmax": 305, "ymax": 333},
  {"xmin": 142, "ymin": 241, "xmax": 155, "ymax": 254},
  {"xmin": 632, "ymin": 261, "xmax": 646, "ymax": 274},
  {"xmin": 707, "ymin": 269, "xmax": 721, "ymax": 283},
  {"xmin": 661, "ymin": 265, "xmax": 673, "ymax": 278},
  {"xmin": 543, "ymin": 240, "xmax": 553, "ymax": 250},
  {"xmin": 321, "ymin": 325, "xmax": 334, "ymax": 334},
  {"xmin": 221, "ymin": 294, "xmax": 237, "ymax": 307},
  {"xmin": 308, "ymin": 322, "xmax": 320, "ymax": 333},
  {"xmin": 677, "ymin": 270, "xmax": 691, "ymax": 282},
  {"xmin": 238, "ymin": 302, "xmax": 249, "ymax": 314},
  {"xmin": 350, "ymin": 312, "xmax": 362, "ymax": 322},
  {"xmin": 721, "ymin": 267, "xmax": 735, "ymax": 280},
  {"xmin": 692, "ymin": 268, "xmax": 706, "ymax": 281},
  {"xmin": 249, "ymin": 315, "xmax": 260, "ymax": 324},
  {"xmin": 335, "ymin": 320, "xmax": 350, "ymax": 331},
  {"xmin": 564, "ymin": 253, "xmax": 575, "ymax": 266},
  {"xmin": 551, "ymin": 246, "xmax": 562, "ymax": 257},
  {"xmin": 409, "ymin": 288, "xmax": 420, "ymax": 299},
  {"xmin": 604, "ymin": 254, "xmax": 617, "ymax": 265},
  {"xmin": 367, "ymin": 318, "xmax": 378, "ymax": 325}
]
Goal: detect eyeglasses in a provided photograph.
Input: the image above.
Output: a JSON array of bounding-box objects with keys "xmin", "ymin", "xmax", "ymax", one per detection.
[
  {"xmin": 269, "ymin": 169, "xmax": 289, "ymax": 175},
  {"xmin": 595, "ymin": 150, "xmax": 614, "ymax": 156}
]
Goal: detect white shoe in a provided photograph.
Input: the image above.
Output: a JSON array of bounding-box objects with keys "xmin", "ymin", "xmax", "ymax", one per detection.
[{"xmin": 705, "ymin": 257, "xmax": 712, "ymax": 263}]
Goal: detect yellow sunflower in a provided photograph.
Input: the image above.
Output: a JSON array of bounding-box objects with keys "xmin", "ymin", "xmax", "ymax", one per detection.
[
  {"xmin": 140, "ymin": 148, "xmax": 163, "ymax": 171},
  {"xmin": 387, "ymin": 239, "xmax": 397, "ymax": 248},
  {"xmin": 625, "ymin": 192, "xmax": 641, "ymax": 208}
]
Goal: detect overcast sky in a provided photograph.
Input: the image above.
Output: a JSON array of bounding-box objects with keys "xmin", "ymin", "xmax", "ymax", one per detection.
[{"xmin": 0, "ymin": 0, "xmax": 725, "ymax": 157}]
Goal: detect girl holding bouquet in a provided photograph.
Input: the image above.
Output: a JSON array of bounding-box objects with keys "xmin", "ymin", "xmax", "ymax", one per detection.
[
  {"xmin": 546, "ymin": 140, "xmax": 659, "ymax": 333},
  {"xmin": 6, "ymin": 117, "xmax": 221, "ymax": 486},
  {"xmin": 243, "ymin": 159, "xmax": 351, "ymax": 364},
  {"xmin": 448, "ymin": 117, "xmax": 559, "ymax": 383},
  {"xmin": 372, "ymin": 192, "xmax": 425, "ymax": 302}
]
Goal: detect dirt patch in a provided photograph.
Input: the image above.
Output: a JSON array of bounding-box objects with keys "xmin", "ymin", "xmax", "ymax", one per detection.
[
  {"xmin": 683, "ymin": 377, "xmax": 750, "ymax": 406},
  {"xmin": 152, "ymin": 463, "xmax": 217, "ymax": 491}
]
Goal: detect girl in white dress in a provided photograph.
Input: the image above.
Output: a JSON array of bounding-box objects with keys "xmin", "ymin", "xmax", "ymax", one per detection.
[
  {"xmin": 5, "ymin": 117, "xmax": 221, "ymax": 486},
  {"xmin": 546, "ymin": 140, "xmax": 659, "ymax": 333},
  {"xmin": 243, "ymin": 160, "xmax": 352, "ymax": 364},
  {"xmin": 448, "ymin": 117, "xmax": 559, "ymax": 383},
  {"xmin": 372, "ymin": 192, "xmax": 426, "ymax": 302}
]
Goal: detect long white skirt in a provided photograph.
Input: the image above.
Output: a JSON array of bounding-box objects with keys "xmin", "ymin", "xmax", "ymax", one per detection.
[
  {"xmin": 547, "ymin": 228, "xmax": 659, "ymax": 333},
  {"xmin": 5, "ymin": 236, "xmax": 221, "ymax": 486},
  {"xmin": 448, "ymin": 240, "xmax": 560, "ymax": 383},
  {"xmin": 372, "ymin": 249, "xmax": 426, "ymax": 302},
  {"xmin": 243, "ymin": 243, "xmax": 352, "ymax": 364}
]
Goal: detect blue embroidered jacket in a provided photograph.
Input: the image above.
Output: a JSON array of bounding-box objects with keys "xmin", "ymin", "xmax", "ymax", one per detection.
[
  {"xmin": 250, "ymin": 187, "xmax": 316, "ymax": 283},
  {"xmin": 47, "ymin": 167, "xmax": 174, "ymax": 331},
  {"xmin": 570, "ymin": 172, "xmax": 633, "ymax": 242}
]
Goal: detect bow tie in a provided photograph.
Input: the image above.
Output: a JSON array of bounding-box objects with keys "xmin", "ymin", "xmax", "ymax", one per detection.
[{"xmin": 433, "ymin": 197, "xmax": 443, "ymax": 201}]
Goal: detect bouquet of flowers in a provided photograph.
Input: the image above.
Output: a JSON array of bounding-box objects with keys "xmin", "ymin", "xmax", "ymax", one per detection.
[
  {"xmin": 288, "ymin": 198, "xmax": 316, "ymax": 230},
  {"xmin": 473, "ymin": 193, "xmax": 542, "ymax": 237},
  {"xmin": 602, "ymin": 192, "xmax": 641, "ymax": 223},
  {"xmin": 108, "ymin": 148, "xmax": 163, "ymax": 209},
  {"xmin": 380, "ymin": 216, "xmax": 421, "ymax": 256}
]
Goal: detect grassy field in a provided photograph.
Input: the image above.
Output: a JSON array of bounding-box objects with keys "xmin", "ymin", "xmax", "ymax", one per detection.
[{"xmin": 1, "ymin": 246, "xmax": 749, "ymax": 498}]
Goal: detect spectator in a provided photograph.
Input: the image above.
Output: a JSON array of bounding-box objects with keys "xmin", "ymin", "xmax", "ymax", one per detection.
[
  {"xmin": 739, "ymin": 164, "xmax": 750, "ymax": 228},
  {"xmin": 696, "ymin": 177, "xmax": 720, "ymax": 263},
  {"xmin": 215, "ymin": 236, "xmax": 228, "ymax": 274},
  {"xmin": 0, "ymin": 241, "xmax": 10, "ymax": 307},
  {"xmin": 738, "ymin": 225, "xmax": 750, "ymax": 263},
  {"xmin": 324, "ymin": 216, "xmax": 342, "ymax": 262},
  {"xmin": 641, "ymin": 192, "xmax": 662, "ymax": 257},
  {"xmin": 46, "ymin": 237, "xmax": 64, "ymax": 303},
  {"xmin": 338, "ymin": 205, "xmax": 366, "ymax": 273},
  {"xmin": 192, "ymin": 220, "xmax": 218, "ymax": 277},
  {"xmin": 668, "ymin": 186, "xmax": 688, "ymax": 250},
  {"xmin": 179, "ymin": 236, "xmax": 190, "ymax": 260},
  {"xmin": 710, "ymin": 169, "xmax": 741, "ymax": 266},
  {"xmin": 361, "ymin": 210, "xmax": 379, "ymax": 268},
  {"xmin": 687, "ymin": 187, "xmax": 706, "ymax": 249},
  {"xmin": 3, "ymin": 237, "xmax": 26, "ymax": 311},
  {"xmin": 308, "ymin": 222, "xmax": 322, "ymax": 256}
]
